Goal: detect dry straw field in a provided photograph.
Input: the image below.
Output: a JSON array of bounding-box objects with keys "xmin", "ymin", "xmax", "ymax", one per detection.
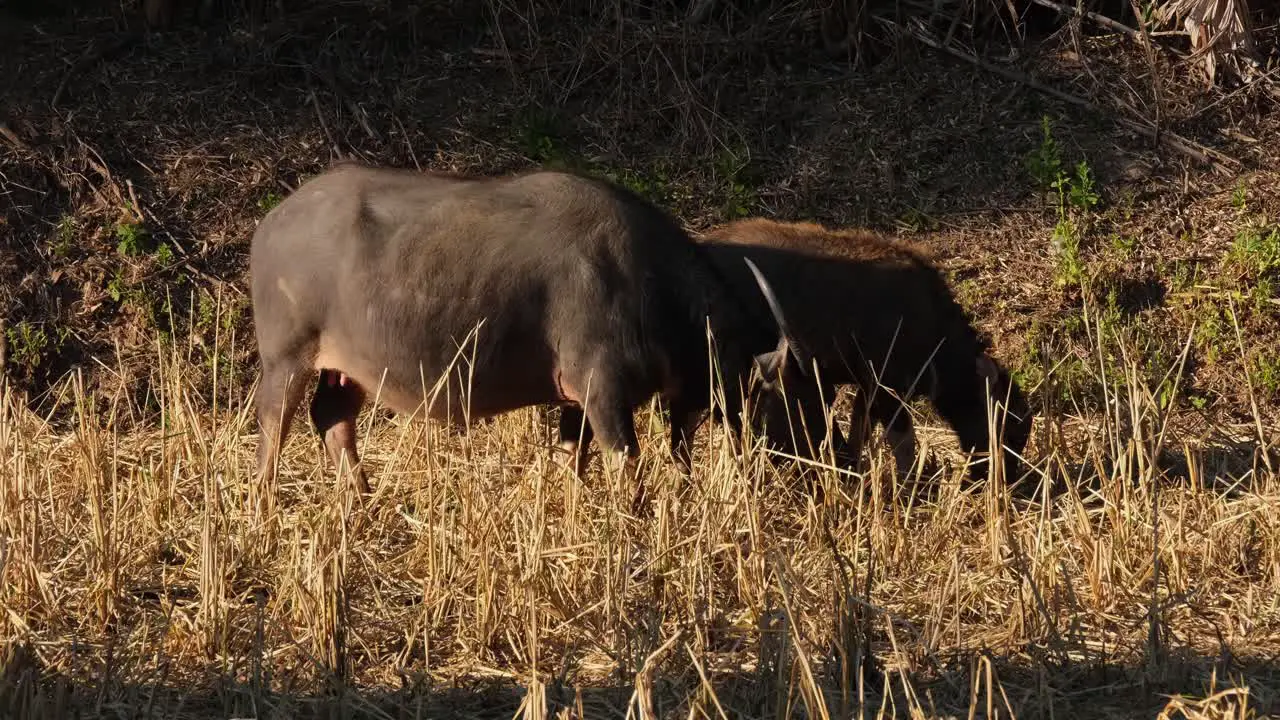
[{"xmin": 2, "ymin": 1, "xmax": 1280, "ymax": 718}]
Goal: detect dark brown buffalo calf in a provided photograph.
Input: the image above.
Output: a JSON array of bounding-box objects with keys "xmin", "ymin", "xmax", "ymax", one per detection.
[
  {"xmin": 249, "ymin": 163, "xmax": 804, "ymax": 503},
  {"xmin": 702, "ymin": 218, "xmax": 1033, "ymax": 484},
  {"xmin": 559, "ymin": 218, "xmax": 1033, "ymax": 485}
]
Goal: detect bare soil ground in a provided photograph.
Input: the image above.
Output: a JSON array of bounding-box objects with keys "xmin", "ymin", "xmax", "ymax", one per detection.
[{"xmin": 1, "ymin": 1, "xmax": 1279, "ymax": 718}]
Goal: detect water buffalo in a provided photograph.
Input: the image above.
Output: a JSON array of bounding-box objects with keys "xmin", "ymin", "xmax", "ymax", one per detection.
[
  {"xmin": 249, "ymin": 163, "xmax": 805, "ymax": 504},
  {"xmin": 704, "ymin": 219, "xmax": 1034, "ymax": 483},
  {"xmin": 559, "ymin": 218, "xmax": 1033, "ymax": 485}
]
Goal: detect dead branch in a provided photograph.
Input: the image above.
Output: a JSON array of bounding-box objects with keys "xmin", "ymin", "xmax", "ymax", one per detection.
[
  {"xmin": 1127, "ymin": 0, "xmax": 1167, "ymax": 145},
  {"xmin": 688, "ymin": 0, "xmax": 719, "ymax": 24},
  {"xmin": 1030, "ymin": 0, "xmax": 1140, "ymax": 37},
  {"xmin": 896, "ymin": 19, "xmax": 1241, "ymax": 175}
]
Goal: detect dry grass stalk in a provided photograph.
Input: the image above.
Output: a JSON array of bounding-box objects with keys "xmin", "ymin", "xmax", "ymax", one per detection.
[
  {"xmin": 0, "ymin": 3, "xmax": 1278, "ymax": 717},
  {"xmin": 0, "ymin": 313, "xmax": 1275, "ymax": 716}
]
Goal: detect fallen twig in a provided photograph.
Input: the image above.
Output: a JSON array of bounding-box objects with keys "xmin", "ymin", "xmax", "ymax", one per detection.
[
  {"xmin": 1188, "ymin": 63, "xmax": 1280, "ymax": 120},
  {"xmin": 73, "ymin": 132, "xmax": 133, "ymax": 211},
  {"xmin": 308, "ymin": 87, "xmax": 342, "ymax": 159},
  {"xmin": 0, "ymin": 123, "xmax": 31, "ymax": 153},
  {"xmin": 309, "ymin": 66, "xmax": 381, "ymax": 143},
  {"xmin": 125, "ymin": 179, "xmax": 145, "ymax": 224},
  {"xmin": 896, "ymin": 19, "xmax": 1241, "ymax": 174}
]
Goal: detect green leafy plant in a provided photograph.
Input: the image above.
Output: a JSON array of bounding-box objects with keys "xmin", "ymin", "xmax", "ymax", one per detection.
[
  {"xmin": 1026, "ymin": 116, "xmax": 1062, "ymax": 192},
  {"xmin": 52, "ymin": 215, "xmax": 76, "ymax": 258},
  {"xmin": 1230, "ymin": 221, "xmax": 1280, "ymax": 279},
  {"xmin": 154, "ymin": 242, "xmax": 174, "ymax": 265},
  {"xmin": 107, "ymin": 270, "xmax": 129, "ymax": 303},
  {"xmin": 5, "ymin": 321, "xmax": 49, "ymax": 376},
  {"xmin": 1231, "ymin": 179, "xmax": 1247, "ymax": 211},
  {"xmin": 1053, "ymin": 217, "xmax": 1083, "ymax": 286},
  {"xmin": 258, "ymin": 191, "xmax": 284, "ymax": 213},
  {"xmin": 1194, "ymin": 302, "xmax": 1226, "ymax": 364},
  {"xmin": 1109, "ymin": 233, "xmax": 1137, "ymax": 257},
  {"xmin": 515, "ymin": 108, "xmax": 574, "ymax": 167},
  {"xmin": 197, "ymin": 291, "xmax": 217, "ymax": 331},
  {"xmin": 713, "ymin": 144, "xmax": 757, "ymax": 220},
  {"xmin": 115, "ymin": 220, "xmax": 151, "ymax": 257},
  {"xmin": 1252, "ymin": 353, "xmax": 1280, "ymax": 397},
  {"xmin": 1029, "ymin": 117, "xmax": 1103, "ymax": 289},
  {"xmin": 602, "ymin": 166, "xmax": 672, "ymax": 205},
  {"xmin": 1068, "ymin": 160, "xmax": 1099, "ymax": 213}
]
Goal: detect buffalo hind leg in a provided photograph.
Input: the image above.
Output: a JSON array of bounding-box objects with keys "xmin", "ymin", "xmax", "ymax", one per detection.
[
  {"xmin": 310, "ymin": 370, "xmax": 371, "ymax": 494},
  {"xmin": 255, "ymin": 359, "xmax": 312, "ymax": 512},
  {"xmin": 557, "ymin": 405, "xmax": 594, "ymax": 477}
]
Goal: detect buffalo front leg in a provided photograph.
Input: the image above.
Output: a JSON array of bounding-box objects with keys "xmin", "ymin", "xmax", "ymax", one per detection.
[
  {"xmin": 787, "ymin": 378, "xmax": 849, "ymax": 467},
  {"xmin": 870, "ymin": 395, "xmax": 918, "ymax": 478},
  {"xmin": 666, "ymin": 393, "xmax": 705, "ymax": 476},
  {"xmin": 310, "ymin": 370, "xmax": 371, "ymax": 495},
  {"xmin": 255, "ymin": 359, "xmax": 311, "ymax": 514},
  {"xmin": 579, "ymin": 377, "xmax": 644, "ymax": 512},
  {"xmin": 846, "ymin": 389, "xmax": 872, "ymax": 472},
  {"xmin": 557, "ymin": 405, "xmax": 594, "ymax": 477}
]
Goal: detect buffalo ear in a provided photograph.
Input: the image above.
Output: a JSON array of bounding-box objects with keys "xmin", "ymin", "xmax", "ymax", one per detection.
[
  {"xmin": 742, "ymin": 256, "xmax": 810, "ymax": 378},
  {"xmin": 975, "ymin": 353, "xmax": 1000, "ymax": 383},
  {"xmin": 753, "ymin": 336, "xmax": 793, "ymax": 389}
]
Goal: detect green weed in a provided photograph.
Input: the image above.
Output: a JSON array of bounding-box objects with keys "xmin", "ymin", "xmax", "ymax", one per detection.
[
  {"xmin": 898, "ymin": 206, "xmax": 939, "ymax": 233},
  {"xmin": 515, "ymin": 108, "xmax": 573, "ymax": 167},
  {"xmin": 602, "ymin": 166, "xmax": 672, "ymax": 205},
  {"xmin": 1026, "ymin": 116, "xmax": 1063, "ymax": 192},
  {"xmin": 1029, "ymin": 117, "xmax": 1100, "ymax": 288},
  {"xmin": 154, "ymin": 242, "xmax": 174, "ymax": 265},
  {"xmin": 52, "ymin": 215, "xmax": 76, "ymax": 258},
  {"xmin": 1231, "ymin": 179, "xmax": 1247, "ymax": 211},
  {"xmin": 115, "ymin": 220, "xmax": 151, "ymax": 257},
  {"xmin": 258, "ymin": 191, "xmax": 284, "ymax": 214},
  {"xmin": 1252, "ymin": 353, "xmax": 1280, "ymax": 397},
  {"xmin": 1053, "ymin": 217, "xmax": 1083, "ymax": 286},
  {"xmin": 1167, "ymin": 260, "xmax": 1196, "ymax": 292},
  {"xmin": 1067, "ymin": 160, "xmax": 1099, "ymax": 213},
  {"xmin": 107, "ymin": 270, "xmax": 130, "ymax": 304},
  {"xmin": 197, "ymin": 291, "xmax": 217, "ymax": 331},
  {"xmin": 1251, "ymin": 276, "xmax": 1275, "ymax": 315},
  {"xmin": 1194, "ymin": 302, "xmax": 1226, "ymax": 364},
  {"xmin": 4, "ymin": 321, "xmax": 49, "ymax": 376},
  {"xmin": 1229, "ymin": 220, "xmax": 1280, "ymax": 279},
  {"xmin": 712, "ymin": 144, "xmax": 757, "ymax": 220},
  {"xmin": 1109, "ymin": 233, "xmax": 1137, "ymax": 257},
  {"xmin": 219, "ymin": 294, "xmax": 248, "ymax": 336}
]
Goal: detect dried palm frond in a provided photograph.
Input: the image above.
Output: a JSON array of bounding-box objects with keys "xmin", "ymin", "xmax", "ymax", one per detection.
[{"xmin": 1157, "ymin": 0, "xmax": 1259, "ymax": 85}]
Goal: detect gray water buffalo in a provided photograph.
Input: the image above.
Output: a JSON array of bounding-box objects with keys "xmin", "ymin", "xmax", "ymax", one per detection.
[
  {"xmin": 249, "ymin": 163, "xmax": 805, "ymax": 503},
  {"xmin": 560, "ymin": 218, "xmax": 1033, "ymax": 485}
]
